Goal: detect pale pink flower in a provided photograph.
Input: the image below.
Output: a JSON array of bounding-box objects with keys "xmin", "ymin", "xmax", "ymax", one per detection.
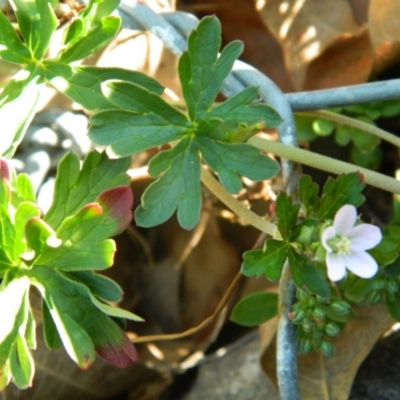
[{"xmin": 321, "ymin": 205, "xmax": 382, "ymax": 282}]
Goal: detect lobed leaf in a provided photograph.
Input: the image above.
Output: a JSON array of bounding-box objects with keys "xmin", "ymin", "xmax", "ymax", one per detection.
[
  {"xmin": 178, "ymin": 16, "xmax": 243, "ymax": 121},
  {"xmin": 230, "ymin": 292, "xmax": 278, "ymax": 327},
  {"xmin": 44, "ymin": 151, "xmax": 130, "ymax": 230},
  {"xmin": 134, "ymin": 138, "xmax": 202, "ymax": 229},
  {"xmin": 241, "ymin": 240, "xmax": 288, "ymax": 280},
  {"xmin": 318, "ymin": 172, "xmax": 365, "ymax": 220}
]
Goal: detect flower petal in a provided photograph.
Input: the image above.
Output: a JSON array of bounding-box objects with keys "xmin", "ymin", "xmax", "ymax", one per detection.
[
  {"xmin": 342, "ymin": 250, "xmax": 378, "ymax": 279},
  {"xmin": 321, "ymin": 226, "xmax": 336, "ymax": 252},
  {"xmin": 333, "ymin": 205, "xmax": 357, "ymax": 235},
  {"xmin": 326, "ymin": 253, "xmax": 347, "ymax": 281},
  {"xmin": 347, "ymin": 224, "xmax": 382, "ymax": 249}
]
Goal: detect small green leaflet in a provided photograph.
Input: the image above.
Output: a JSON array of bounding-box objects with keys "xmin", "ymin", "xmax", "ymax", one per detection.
[
  {"xmin": 276, "ymin": 192, "xmax": 300, "ymax": 241},
  {"xmin": 89, "ymin": 16, "xmax": 281, "ymax": 229},
  {"xmin": 230, "ymin": 292, "xmax": 278, "ymax": 327},
  {"xmin": 318, "ymin": 172, "xmax": 365, "ymax": 220},
  {"xmin": 0, "ymin": 11, "xmax": 32, "ymax": 63},
  {"xmin": 241, "ymin": 240, "xmax": 287, "ymax": 280},
  {"xmin": 59, "ymin": 16, "xmax": 121, "ymax": 64}
]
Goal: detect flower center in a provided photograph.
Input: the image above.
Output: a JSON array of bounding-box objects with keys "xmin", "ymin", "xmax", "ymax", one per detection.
[{"xmin": 327, "ymin": 235, "xmax": 352, "ymax": 255}]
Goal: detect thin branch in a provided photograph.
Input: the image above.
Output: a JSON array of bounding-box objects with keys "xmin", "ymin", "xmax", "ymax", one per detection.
[
  {"xmin": 277, "ymin": 261, "xmax": 300, "ymax": 400},
  {"xmin": 200, "ymin": 167, "xmax": 278, "ymax": 236},
  {"xmin": 130, "ymin": 271, "xmax": 242, "ymax": 343},
  {"xmin": 286, "ymin": 79, "xmax": 400, "ymax": 111},
  {"xmin": 299, "ymin": 110, "xmax": 400, "ymax": 148},
  {"xmin": 250, "ymin": 136, "xmax": 400, "ymax": 194}
]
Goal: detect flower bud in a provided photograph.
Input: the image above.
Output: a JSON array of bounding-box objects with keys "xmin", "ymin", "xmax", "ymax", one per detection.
[
  {"xmin": 330, "ymin": 300, "xmax": 352, "ymax": 315},
  {"xmin": 325, "ymin": 322, "xmax": 341, "ymax": 337},
  {"xmin": 320, "ymin": 340, "xmax": 335, "ymax": 357},
  {"xmin": 368, "ymin": 290, "xmax": 382, "ymax": 305},
  {"xmin": 312, "ymin": 307, "xmax": 325, "ymax": 319},
  {"xmin": 298, "ymin": 338, "xmax": 312, "ymax": 353},
  {"xmin": 387, "ymin": 280, "xmax": 399, "ymax": 295},
  {"xmin": 297, "ymin": 289, "xmax": 309, "ymax": 301},
  {"xmin": 292, "ymin": 309, "xmax": 306, "ymax": 323},
  {"xmin": 372, "ymin": 279, "xmax": 386, "ymax": 291},
  {"xmin": 301, "ymin": 317, "xmax": 313, "ymax": 333}
]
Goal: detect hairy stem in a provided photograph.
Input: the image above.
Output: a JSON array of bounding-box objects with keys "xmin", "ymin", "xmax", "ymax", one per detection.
[{"xmin": 250, "ymin": 136, "xmax": 400, "ymax": 194}]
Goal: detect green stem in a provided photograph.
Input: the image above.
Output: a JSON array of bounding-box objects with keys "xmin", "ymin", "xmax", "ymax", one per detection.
[
  {"xmin": 201, "ymin": 168, "xmax": 277, "ymax": 236},
  {"xmin": 299, "ymin": 110, "xmax": 400, "ymax": 148},
  {"xmin": 250, "ymin": 136, "xmax": 400, "ymax": 194}
]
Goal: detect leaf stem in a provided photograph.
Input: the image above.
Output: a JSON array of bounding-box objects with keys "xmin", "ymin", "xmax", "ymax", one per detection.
[
  {"xmin": 250, "ymin": 136, "xmax": 400, "ymax": 194},
  {"xmin": 200, "ymin": 168, "xmax": 277, "ymax": 236},
  {"xmin": 298, "ymin": 110, "xmax": 400, "ymax": 148},
  {"xmin": 277, "ymin": 260, "xmax": 300, "ymax": 400}
]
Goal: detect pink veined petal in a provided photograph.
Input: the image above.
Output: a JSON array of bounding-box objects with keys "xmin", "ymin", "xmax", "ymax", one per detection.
[
  {"xmin": 341, "ymin": 250, "xmax": 378, "ymax": 279},
  {"xmin": 333, "ymin": 205, "xmax": 357, "ymax": 235},
  {"xmin": 321, "ymin": 226, "xmax": 337, "ymax": 252},
  {"xmin": 326, "ymin": 253, "xmax": 347, "ymax": 281},
  {"xmin": 347, "ymin": 224, "xmax": 382, "ymax": 249}
]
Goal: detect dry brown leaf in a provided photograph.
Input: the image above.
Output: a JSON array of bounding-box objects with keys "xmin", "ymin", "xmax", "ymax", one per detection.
[
  {"xmin": 369, "ymin": 0, "xmax": 400, "ymax": 75},
  {"xmin": 258, "ymin": 0, "xmax": 373, "ymax": 90},
  {"xmin": 262, "ymin": 301, "xmax": 393, "ymax": 400}
]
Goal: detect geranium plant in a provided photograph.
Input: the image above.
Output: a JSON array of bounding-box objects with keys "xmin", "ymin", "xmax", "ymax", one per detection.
[{"xmin": 1, "ymin": 1, "xmax": 400, "ymax": 399}]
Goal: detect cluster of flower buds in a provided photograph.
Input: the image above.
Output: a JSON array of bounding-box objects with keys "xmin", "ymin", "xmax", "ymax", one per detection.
[
  {"xmin": 365, "ymin": 276, "xmax": 400, "ymax": 305},
  {"xmin": 291, "ymin": 289, "xmax": 354, "ymax": 356}
]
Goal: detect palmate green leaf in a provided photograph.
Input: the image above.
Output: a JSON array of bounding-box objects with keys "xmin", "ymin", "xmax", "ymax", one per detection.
[
  {"xmin": 241, "ymin": 240, "xmax": 288, "ymax": 279},
  {"xmin": 178, "ymin": 16, "xmax": 243, "ymax": 121},
  {"xmin": 198, "ymin": 137, "xmax": 280, "ymax": 193},
  {"xmin": 11, "ymin": 173, "xmax": 36, "ymax": 207},
  {"xmin": 44, "ymin": 63, "xmax": 164, "ymax": 111},
  {"xmin": 135, "ymin": 138, "xmax": 202, "ymax": 229},
  {"xmin": 44, "ymin": 151, "xmax": 130, "ymax": 230},
  {"xmin": 9, "ymin": 333, "xmax": 35, "ymax": 389},
  {"xmin": 30, "ymin": 266, "xmax": 138, "ymax": 368},
  {"xmin": 0, "ymin": 66, "xmax": 44, "ymax": 157},
  {"xmin": 59, "ymin": 16, "xmax": 121, "ymax": 64},
  {"xmin": 0, "ymin": 362, "xmax": 11, "ymax": 391},
  {"xmin": 0, "ymin": 11, "xmax": 31, "ymax": 63},
  {"xmin": 230, "ymin": 292, "xmax": 278, "ymax": 327},
  {"xmin": 318, "ymin": 172, "xmax": 365, "ymax": 220}
]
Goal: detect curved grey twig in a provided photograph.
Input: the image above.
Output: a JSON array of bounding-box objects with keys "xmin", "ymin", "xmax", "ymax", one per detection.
[{"xmin": 286, "ymin": 79, "xmax": 400, "ymax": 111}]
